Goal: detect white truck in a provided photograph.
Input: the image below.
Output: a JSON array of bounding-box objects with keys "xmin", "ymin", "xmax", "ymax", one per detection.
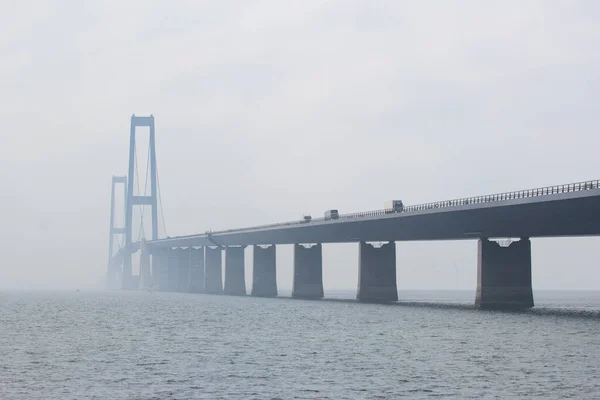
[
  {"xmin": 384, "ymin": 200, "xmax": 404, "ymax": 212},
  {"xmin": 324, "ymin": 209, "xmax": 339, "ymax": 220}
]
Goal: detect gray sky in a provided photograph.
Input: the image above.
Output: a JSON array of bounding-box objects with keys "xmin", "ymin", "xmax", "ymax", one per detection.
[{"xmin": 1, "ymin": 1, "xmax": 599, "ymax": 291}]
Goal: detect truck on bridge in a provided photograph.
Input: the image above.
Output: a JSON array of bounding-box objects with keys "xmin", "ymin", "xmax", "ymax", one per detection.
[
  {"xmin": 324, "ymin": 209, "xmax": 339, "ymax": 220},
  {"xmin": 384, "ymin": 200, "xmax": 404, "ymax": 212}
]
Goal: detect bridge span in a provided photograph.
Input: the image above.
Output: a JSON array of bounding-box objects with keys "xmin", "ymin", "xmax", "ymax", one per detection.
[{"xmin": 107, "ymin": 115, "xmax": 600, "ymax": 309}]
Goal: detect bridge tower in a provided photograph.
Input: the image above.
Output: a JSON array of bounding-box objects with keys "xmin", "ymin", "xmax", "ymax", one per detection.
[
  {"xmin": 122, "ymin": 115, "xmax": 159, "ymax": 290},
  {"xmin": 106, "ymin": 175, "xmax": 127, "ymax": 289}
]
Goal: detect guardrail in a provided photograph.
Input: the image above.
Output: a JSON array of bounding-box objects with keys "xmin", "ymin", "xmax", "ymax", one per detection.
[
  {"xmin": 402, "ymin": 179, "xmax": 600, "ymax": 213},
  {"xmin": 186, "ymin": 179, "xmax": 600, "ymax": 238}
]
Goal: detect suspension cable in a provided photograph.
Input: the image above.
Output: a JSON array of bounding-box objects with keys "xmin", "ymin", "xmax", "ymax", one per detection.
[
  {"xmin": 155, "ymin": 154, "xmax": 168, "ymax": 238},
  {"xmin": 134, "ymin": 144, "xmax": 145, "ymax": 241},
  {"xmin": 119, "ymin": 193, "xmax": 126, "ymax": 248},
  {"xmin": 136, "ymin": 144, "xmax": 151, "ymax": 242},
  {"xmin": 128, "ymin": 134, "xmax": 168, "ymax": 241}
]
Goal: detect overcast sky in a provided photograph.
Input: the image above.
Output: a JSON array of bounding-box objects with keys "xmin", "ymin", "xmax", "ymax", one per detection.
[{"xmin": 1, "ymin": 1, "xmax": 599, "ymax": 291}]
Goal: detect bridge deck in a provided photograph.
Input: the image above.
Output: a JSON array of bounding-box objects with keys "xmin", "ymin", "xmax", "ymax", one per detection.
[{"xmin": 142, "ymin": 180, "xmax": 600, "ymax": 249}]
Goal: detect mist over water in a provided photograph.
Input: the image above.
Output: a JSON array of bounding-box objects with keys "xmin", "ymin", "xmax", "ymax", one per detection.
[
  {"xmin": 3, "ymin": 1, "xmax": 600, "ymax": 399},
  {"xmin": 1, "ymin": 290, "xmax": 599, "ymax": 399}
]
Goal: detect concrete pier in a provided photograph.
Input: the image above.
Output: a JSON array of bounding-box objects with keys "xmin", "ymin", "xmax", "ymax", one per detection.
[
  {"xmin": 121, "ymin": 256, "xmax": 133, "ymax": 290},
  {"xmin": 167, "ymin": 248, "xmax": 178, "ymax": 292},
  {"xmin": 224, "ymin": 246, "xmax": 246, "ymax": 295},
  {"xmin": 357, "ymin": 241, "xmax": 398, "ymax": 302},
  {"xmin": 176, "ymin": 248, "xmax": 190, "ymax": 293},
  {"xmin": 156, "ymin": 249, "xmax": 169, "ymax": 292},
  {"xmin": 292, "ymin": 243, "xmax": 324, "ymax": 299},
  {"xmin": 188, "ymin": 247, "xmax": 204, "ymax": 293},
  {"xmin": 139, "ymin": 245, "xmax": 152, "ymax": 290},
  {"xmin": 204, "ymin": 246, "xmax": 223, "ymax": 294},
  {"xmin": 251, "ymin": 245, "xmax": 277, "ymax": 297},
  {"xmin": 130, "ymin": 275, "xmax": 140, "ymax": 289},
  {"xmin": 106, "ymin": 256, "xmax": 122, "ymax": 290},
  {"xmin": 475, "ymin": 238, "xmax": 534, "ymax": 309}
]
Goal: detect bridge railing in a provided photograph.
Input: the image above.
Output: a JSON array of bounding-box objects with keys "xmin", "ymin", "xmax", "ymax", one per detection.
[
  {"xmin": 204, "ymin": 179, "xmax": 600, "ymax": 236},
  {"xmin": 401, "ymin": 179, "xmax": 600, "ymax": 213}
]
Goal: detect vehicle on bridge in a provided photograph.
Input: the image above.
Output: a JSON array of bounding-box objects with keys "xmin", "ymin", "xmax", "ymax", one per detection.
[
  {"xmin": 384, "ymin": 200, "xmax": 404, "ymax": 213},
  {"xmin": 303, "ymin": 215, "xmax": 312, "ymax": 223},
  {"xmin": 324, "ymin": 209, "xmax": 339, "ymax": 220}
]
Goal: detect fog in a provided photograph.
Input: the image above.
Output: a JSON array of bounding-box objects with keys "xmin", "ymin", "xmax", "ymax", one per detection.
[{"xmin": 1, "ymin": 1, "xmax": 599, "ymax": 291}]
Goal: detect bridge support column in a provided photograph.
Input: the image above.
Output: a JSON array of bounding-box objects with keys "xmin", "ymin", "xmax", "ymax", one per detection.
[
  {"xmin": 139, "ymin": 244, "xmax": 152, "ymax": 290},
  {"xmin": 156, "ymin": 249, "xmax": 169, "ymax": 292},
  {"xmin": 224, "ymin": 246, "xmax": 246, "ymax": 296},
  {"xmin": 189, "ymin": 247, "xmax": 204, "ymax": 293},
  {"xmin": 204, "ymin": 246, "xmax": 223, "ymax": 294},
  {"xmin": 292, "ymin": 243, "xmax": 324, "ymax": 299},
  {"xmin": 251, "ymin": 245, "xmax": 277, "ymax": 297},
  {"xmin": 357, "ymin": 241, "xmax": 398, "ymax": 302},
  {"xmin": 167, "ymin": 248, "xmax": 178, "ymax": 292},
  {"xmin": 131, "ymin": 274, "xmax": 141, "ymax": 290},
  {"xmin": 177, "ymin": 248, "xmax": 191, "ymax": 293},
  {"xmin": 106, "ymin": 256, "xmax": 122, "ymax": 290},
  {"xmin": 475, "ymin": 238, "xmax": 534, "ymax": 310},
  {"xmin": 121, "ymin": 256, "xmax": 134, "ymax": 290}
]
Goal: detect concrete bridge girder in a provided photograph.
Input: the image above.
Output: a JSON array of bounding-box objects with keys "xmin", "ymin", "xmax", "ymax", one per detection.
[{"xmin": 145, "ymin": 189, "xmax": 600, "ymax": 249}]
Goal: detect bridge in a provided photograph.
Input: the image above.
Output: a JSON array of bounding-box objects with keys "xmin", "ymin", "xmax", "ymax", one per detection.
[{"xmin": 107, "ymin": 115, "xmax": 600, "ymax": 309}]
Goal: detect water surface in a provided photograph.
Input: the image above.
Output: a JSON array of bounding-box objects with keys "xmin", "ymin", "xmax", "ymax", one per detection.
[{"xmin": 1, "ymin": 291, "xmax": 599, "ymax": 399}]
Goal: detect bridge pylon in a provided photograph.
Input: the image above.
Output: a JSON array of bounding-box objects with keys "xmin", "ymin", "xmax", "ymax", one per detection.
[
  {"xmin": 107, "ymin": 175, "xmax": 127, "ymax": 289},
  {"xmin": 122, "ymin": 115, "xmax": 159, "ymax": 290}
]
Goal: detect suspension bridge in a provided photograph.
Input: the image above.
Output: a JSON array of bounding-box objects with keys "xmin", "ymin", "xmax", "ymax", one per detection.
[{"xmin": 107, "ymin": 115, "xmax": 600, "ymax": 309}]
